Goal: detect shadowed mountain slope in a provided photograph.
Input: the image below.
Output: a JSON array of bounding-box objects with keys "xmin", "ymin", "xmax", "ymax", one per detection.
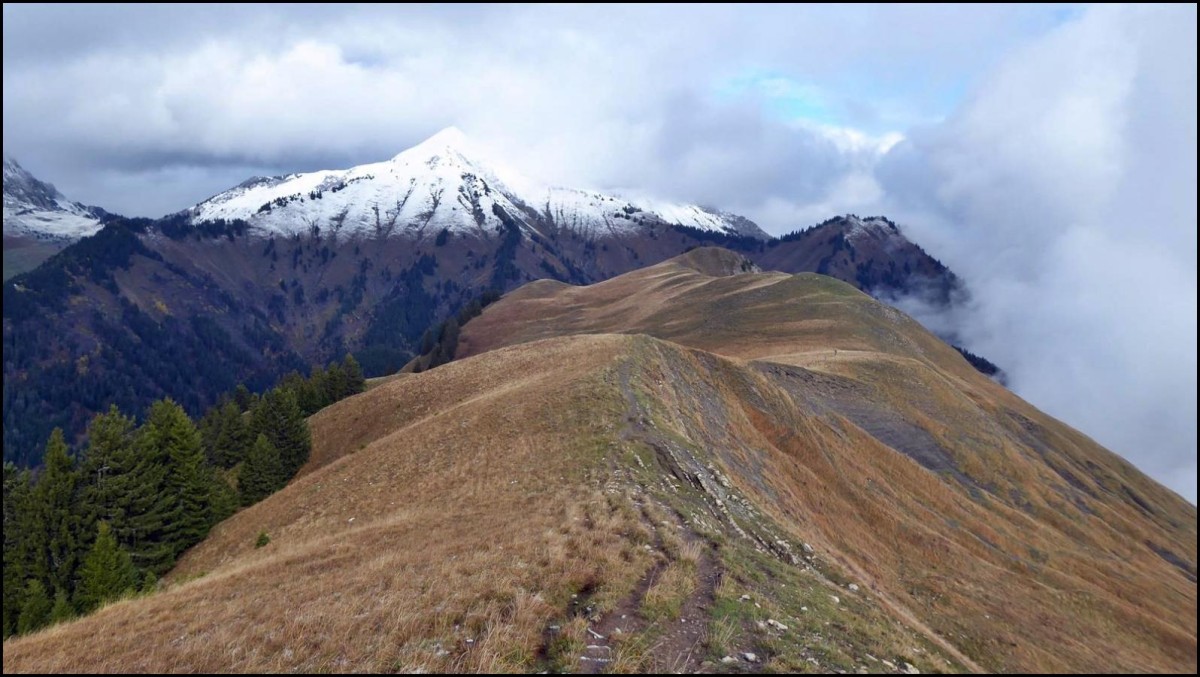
[{"xmin": 4, "ymin": 251, "xmax": 1193, "ymax": 674}]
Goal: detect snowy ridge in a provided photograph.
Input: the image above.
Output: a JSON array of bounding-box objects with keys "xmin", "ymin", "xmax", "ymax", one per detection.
[
  {"xmin": 842, "ymin": 215, "xmax": 901, "ymax": 243},
  {"xmin": 190, "ymin": 127, "xmax": 769, "ymax": 240},
  {"xmin": 3, "ymin": 157, "xmax": 104, "ymax": 241}
]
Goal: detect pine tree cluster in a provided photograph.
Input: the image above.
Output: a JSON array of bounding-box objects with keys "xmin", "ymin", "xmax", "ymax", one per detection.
[{"xmin": 1, "ymin": 354, "xmax": 366, "ymax": 637}]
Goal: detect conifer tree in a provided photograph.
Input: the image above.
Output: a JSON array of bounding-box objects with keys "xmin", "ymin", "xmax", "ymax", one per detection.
[
  {"xmin": 432, "ymin": 318, "xmax": 460, "ymax": 367},
  {"xmin": 233, "ymin": 384, "xmax": 253, "ymax": 412},
  {"xmin": 342, "ymin": 354, "xmax": 365, "ymax": 396},
  {"xmin": 250, "ymin": 389, "xmax": 311, "ymax": 479},
  {"xmin": 208, "ymin": 468, "xmax": 239, "ymax": 524},
  {"xmin": 279, "ymin": 371, "xmax": 306, "ymax": 399},
  {"xmin": 3, "ymin": 464, "xmax": 32, "ymax": 637},
  {"xmin": 307, "ymin": 366, "xmax": 331, "ymax": 411},
  {"xmin": 31, "ymin": 429, "xmax": 81, "ymax": 598},
  {"xmin": 75, "ymin": 521, "xmax": 137, "ymax": 613},
  {"xmin": 119, "ymin": 423, "xmax": 175, "ymax": 575},
  {"xmin": 143, "ymin": 399, "xmax": 213, "ymax": 561},
  {"xmin": 239, "ymin": 434, "xmax": 283, "ymax": 506},
  {"xmin": 211, "ymin": 401, "xmax": 252, "ymax": 468},
  {"xmin": 16, "ymin": 579, "xmax": 50, "ymax": 635},
  {"xmin": 198, "ymin": 404, "xmax": 225, "ymax": 467},
  {"xmin": 49, "ymin": 590, "xmax": 74, "ymax": 625},
  {"xmin": 324, "ymin": 362, "xmax": 348, "ymax": 402},
  {"xmin": 293, "ymin": 371, "xmax": 324, "ymax": 417},
  {"xmin": 78, "ymin": 406, "xmax": 135, "ymax": 554}
]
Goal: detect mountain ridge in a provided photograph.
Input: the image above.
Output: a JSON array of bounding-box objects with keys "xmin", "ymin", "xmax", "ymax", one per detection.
[
  {"xmin": 3, "ymin": 249, "xmax": 1192, "ymax": 673},
  {"xmin": 3, "ymin": 157, "xmax": 108, "ymax": 279},
  {"xmin": 188, "ymin": 127, "xmax": 771, "ymax": 241},
  {"xmin": 2, "ymin": 156, "xmax": 106, "ymax": 241},
  {"xmin": 2, "ymin": 131, "xmax": 966, "ymax": 468}
]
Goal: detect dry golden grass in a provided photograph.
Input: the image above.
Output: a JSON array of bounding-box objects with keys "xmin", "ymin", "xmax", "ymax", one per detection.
[
  {"xmin": 641, "ymin": 558, "xmax": 698, "ymax": 622},
  {"xmin": 451, "ymin": 249, "xmax": 1196, "ymax": 673},
  {"xmin": 458, "ymin": 250, "xmax": 984, "ymax": 407},
  {"xmin": 5, "ymin": 249, "xmax": 1195, "ymax": 674},
  {"xmin": 3, "ymin": 336, "xmax": 661, "ymax": 673},
  {"xmin": 364, "ymin": 372, "xmax": 410, "ymax": 391},
  {"xmin": 645, "ymin": 352, "xmax": 1193, "ymax": 670}
]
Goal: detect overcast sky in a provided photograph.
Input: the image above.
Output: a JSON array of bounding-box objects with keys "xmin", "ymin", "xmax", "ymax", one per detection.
[{"xmin": 4, "ymin": 4, "xmax": 1196, "ymax": 501}]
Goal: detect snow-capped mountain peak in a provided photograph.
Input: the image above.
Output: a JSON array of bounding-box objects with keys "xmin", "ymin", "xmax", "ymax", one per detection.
[
  {"xmin": 190, "ymin": 129, "xmax": 769, "ymax": 241},
  {"xmin": 3, "ymin": 156, "xmax": 104, "ymax": 241},
  {"xmin": 391, "ymin": 126, "xmax": 472, "ymax": 163}
]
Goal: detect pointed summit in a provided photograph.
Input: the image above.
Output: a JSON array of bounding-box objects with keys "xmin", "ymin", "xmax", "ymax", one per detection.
[
  {"xmin": 391, "ymin": 126, "xmax": 475, "ymax": 163},
  {"xmin": 3, "ymin": 155, "xmax": 104, "ymax": 253},
  {"xmin": 4, "ymin": 155, "xmax": 32, "ymax": 182},
  {"xmin": 422, "ymin": 125, "xmax": 469, "ymax": 148},
  {"xmin": 192, "ymin": 126, "xmax": 769, "ymax": 240}
]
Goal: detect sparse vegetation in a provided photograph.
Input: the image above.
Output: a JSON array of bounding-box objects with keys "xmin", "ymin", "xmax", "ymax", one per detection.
[{"xmin": 640, "ymin": 558, "xmax": 697, "ymax": 621}]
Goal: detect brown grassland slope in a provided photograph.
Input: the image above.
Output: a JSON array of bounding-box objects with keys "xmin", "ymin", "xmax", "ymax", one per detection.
[{"xmin": 4, "ymin": 248, "xmax": 1195, "ymax": 673}]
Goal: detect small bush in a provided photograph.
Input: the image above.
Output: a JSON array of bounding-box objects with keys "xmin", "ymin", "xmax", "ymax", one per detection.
[{"xmin": 255, "ymin": 531, "xmax": 271, "ymax": 548}]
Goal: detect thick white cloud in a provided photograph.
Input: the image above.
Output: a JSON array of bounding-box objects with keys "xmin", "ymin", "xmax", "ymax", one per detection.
[
  {"xmin": 3, "ymin": 4, "xmax": 1195, "ymax": 501},
  {"xmin": 3, "ymin": 4, "xmax": 1069, "ymax": 217},
  {"xmin": 878, "ymin": 4, "xmax": 1197, "ymax": 501}
]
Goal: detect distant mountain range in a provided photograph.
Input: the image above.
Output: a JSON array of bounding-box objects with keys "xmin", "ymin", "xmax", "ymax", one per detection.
[
  {"xmin": 3, "ymin": 130, "xmax": 965, "ymax": 466},
  {"xmin": 2, "ymin": 157, "xmax": 107, "ymax": 279}
]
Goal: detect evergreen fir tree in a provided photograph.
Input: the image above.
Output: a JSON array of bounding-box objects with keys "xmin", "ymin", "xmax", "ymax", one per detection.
[
  {"xmin": 143, "ymin": 399, "xmax": 213, "ymax": 561},
  {"xmin": 432, "ymin": 318, "xmax": 460, "ymax": 367},
  {"xmin": 279, "ymin": 371, "xmax": 306, "ymax": 399},
  {"xmin": 293, "ymin": 371, "xmax": 324, "ymax": 417},
  {"xmin": 305, "ymin": 367, "xmax": 331, "ymax": 414},
  {"xmin": 342, "ymin": 354, "xmax": 365, "ymax": 396},
  {"xmin": 49, "ymin": 590, "xmax": 74, "ymax": 625},
  {"xmin": 198, "ymin": 403, "xmax": 226, "ymax": 467},
  {"xmin": 78, "ymin": 406, "xmax": 135, "ymax": 555},
  {"xmin": 211, "ymin": 401, "xmax": 251, "ymax": 468},
  {"xmin": 75, "ymin": 521, "xmax": 137, "ymax": 613},
  {"xmin": 122, "ymin": 409, "xmax": 181, "ymax": 575},
  {"xmin": 208, "ymin": 468, "xmax": 239, "ymax": 524},
  {"xmin": 16, "ymin": 579, "xmax": 51, "ymax": 635},
  {"xmin": 249, "ymin": 389, "xmax": 311, "ymax": 479},
  {"xmin": 324, "ymin": 362, "xmax": 348, "ymax": 402},
  {"xmin": 233, "ymin": 384, "xmax": 253, "ymax": 412},
  {"xmin": 31, "ymin": 429, "xmax": 81, "ymax": 598},
  {"xmin": 239, "ymin": 434, "xmax": 284, "ymax": 506},
  {"xmin": 3, "ymin": 464, "xmax": 32, "ymax": 637}
]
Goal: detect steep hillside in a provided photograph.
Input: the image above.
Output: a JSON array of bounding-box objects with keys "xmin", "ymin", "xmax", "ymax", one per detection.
[
  {"xmin": 455, "ymin": 247, "xmax": 969, "ymax": 375},
  {"xmin": 4, "ymin": 253, "xmax": 1193, "ymax": 673},
  {"xmin": 2, "ymin": 157, "xmax": 106, "ymax": 279}
]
